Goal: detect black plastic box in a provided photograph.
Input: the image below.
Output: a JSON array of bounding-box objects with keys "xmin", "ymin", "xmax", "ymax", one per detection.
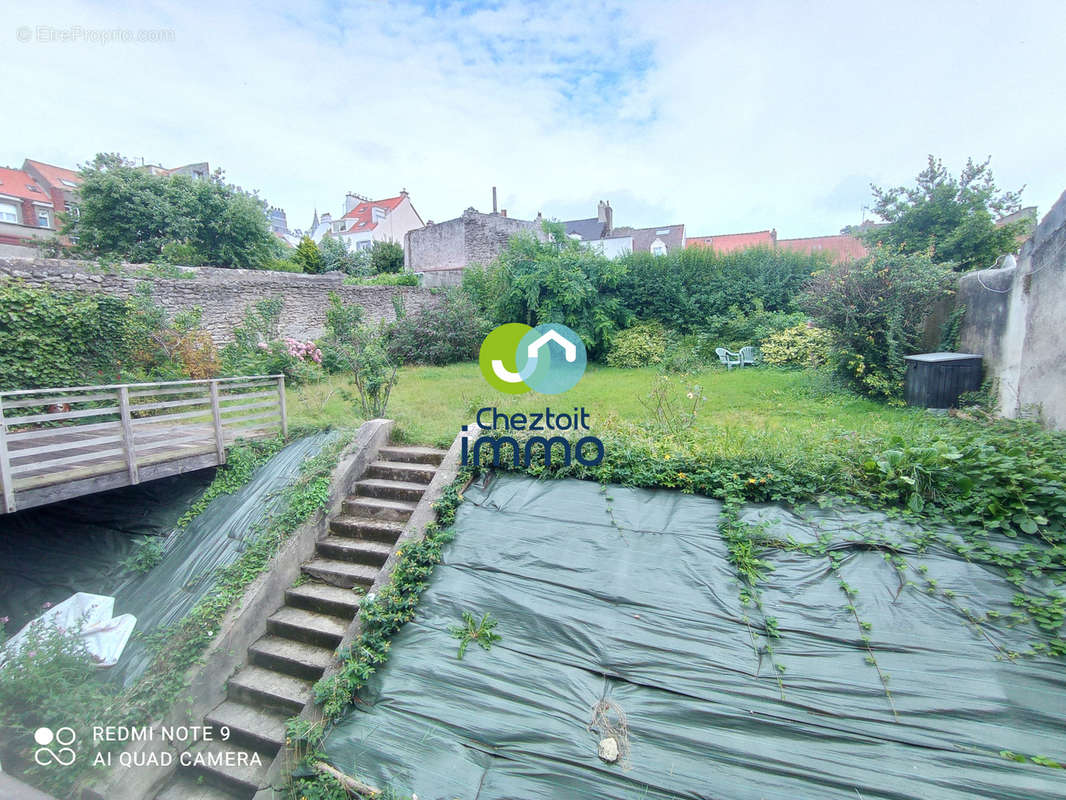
[{"xmin": 903, "ymin": 353, "xmax": 983, "ymax": 409}]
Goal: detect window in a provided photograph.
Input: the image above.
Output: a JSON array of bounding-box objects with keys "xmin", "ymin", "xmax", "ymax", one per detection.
[
  {"xmin": 60, "ymin": 179, "xmax": 78, "ymax": 188},
  {"xmin": 356, "ymin": 240, "xmax": 372, "ymax": 251},
  {"xmin": 372, "ymin": 207, "xmax": 386, "ymax": 223},
  {"xmin": 651, "ymin": 237, "xmax": 667, "ymax": 256},
  {"xmin": 0, "ymin": 202, "xmax": 17, "ymax": 223},
  {"xmin": 36, "ymin": 209, "xmax": 51, "ymax": 228},
  {"xmin": 65, "ymin": 203, "xmax": 80, "ymax": 220}
]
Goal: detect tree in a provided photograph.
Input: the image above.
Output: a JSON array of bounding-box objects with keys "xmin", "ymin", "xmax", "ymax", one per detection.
[
  {"xmin": 293, "ymin": 236, "xmax": 324, "ymax": 274},
  {"xmin": 800, "ymin": 247, "xmax": 955, "ymax": 399},
  {"xmin": 64, "ymin": 153, "xmax": 275, "ymax": 268},
  {"xmin": 465, "ymin": 223, "xmax": 629, "ymax": 357},
  {"xmin": 862, "ymin": 156, "xmax": 1030, "ymax": 272},
  {"xmin": 369, "ymin": 240, "xmax": 404, "ymax": 274}
]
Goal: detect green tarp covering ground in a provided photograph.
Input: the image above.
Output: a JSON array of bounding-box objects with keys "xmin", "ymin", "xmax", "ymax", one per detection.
[{"xmin": 323, "ymin": 473, "xmax": 1066, "ymax": 799}]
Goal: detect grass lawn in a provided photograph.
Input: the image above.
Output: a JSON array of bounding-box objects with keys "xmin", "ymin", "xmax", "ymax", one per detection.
[{"xmin": 288, "ymin": 363, "xmax": 941, "ymax": 453}]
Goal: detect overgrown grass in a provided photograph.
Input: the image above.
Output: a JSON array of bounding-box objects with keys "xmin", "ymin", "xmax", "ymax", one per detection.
[{"xmin": 289, "ymin": 363, "xmax": 923, "ymax": 449}]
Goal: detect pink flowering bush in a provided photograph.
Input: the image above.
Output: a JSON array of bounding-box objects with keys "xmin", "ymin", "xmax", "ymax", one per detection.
[{"xmin": 282, "ymin": 337, "xmax": 323, "ymax": 364}]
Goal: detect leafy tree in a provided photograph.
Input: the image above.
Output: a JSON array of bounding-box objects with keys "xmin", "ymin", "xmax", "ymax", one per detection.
[
  {"xmin": 465, "ymin": 224, "xmax": 628, "ymax": 357},
  {"xmin": 64, "ymin": 153, "xmax": 275, "ymax": 268},
  {"xmin": 369, "ymin": 240, "xmax": 404, "ymax": 274},
  {"xmin": 862, "ymin": 156, "xmax": 1030, "ymax": 272},
  {"xmin": 293, "ymin": 236, "xmax": 324, "ymax": 274},
  {"xmin": 800, "ymin": 247, "xmax": 955, "ymax": 399}
]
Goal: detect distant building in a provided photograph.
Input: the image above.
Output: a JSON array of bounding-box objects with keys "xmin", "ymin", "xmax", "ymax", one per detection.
[
  {"xmin": 777, "ymin": 234, "xmax": 868, "ymax": 262},
  {"xmin": 329, "ymin": 191, "xmax": 423, "ymax": 251},
  {"xmin": 686, "ymin": 229, "xmax": 777, "ymax": 253},
  {"xmin": 686, "ymin": 227, "xmax": 866, "ymax": 263},
  {"xmin": 563, "ymin": 200, "xmax": 684, "ymax": 257},
  {"xmin": 0, "ymin": 166, "xmax": 57, "ymax": 247},
  {"xmin": 140, "ymin": 161, "xmax": 210, "ymax": 180},
  {"xmin": 266, "ymin": 206, "xmax": 289, "ymax": 234},
  {"xmin": 405, "ymin": 207, "xmax": 547, "ymax": 286},
  {"xmin": 22, "ymin": 159, "xmax": 82, "ymax": 227}
]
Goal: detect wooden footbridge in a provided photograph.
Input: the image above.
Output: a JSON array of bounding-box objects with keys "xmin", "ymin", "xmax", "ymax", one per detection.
[{"xmin": 0, "ymin": 375, "xmax": 287, "ymax": 514}]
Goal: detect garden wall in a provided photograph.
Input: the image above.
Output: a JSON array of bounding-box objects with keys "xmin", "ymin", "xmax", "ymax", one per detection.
[
  {"xmin": 0, "ymin": 257, "xmax": 443, "ymax": 345},
  {"xmin": 957, "ymin": 189, "xmax": 1066, "ymax": 428}
]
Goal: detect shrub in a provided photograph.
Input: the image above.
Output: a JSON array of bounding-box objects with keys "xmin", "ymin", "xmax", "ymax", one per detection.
[
  {"xmin": 370, "ymin": 241, "xmax": 404, "ymax": 274},
  {"xmin": 0, "ymin": 283, "xmax": 128, "ymax": 390},
  {"xmin": 606, "ymin": 321, "xmax": 669, "ymax": 368},
  {"xmin": 293, "ymin": 236, "xmax": 325, "ymax": 274},
  {"xmin": 616, "ymin": 246, "xmax": 830, "ymax": 332},
  {"xmin": 696, "ymin": 302, "xmax": 805, "ymax": 353},
  {"xmin": 801, "ymin": 247, "xmax": 955, "ymax": 399},
  {"xmin": 386, "ymin": 292, "xmax": 489, "ymax": 365},
  {"xmin": 466, "ymin": 224, "xmax": 629, "ymax": 358},
  {"xmin": 760, "ymin": 323, "xmax": 833, "ymax": 368},
  {"xmin": 219, "ymin": 297, "xmax": 323, "ymax": 385}
]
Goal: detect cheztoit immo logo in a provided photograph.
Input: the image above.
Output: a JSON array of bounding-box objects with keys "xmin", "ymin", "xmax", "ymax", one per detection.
[
  {"xmin": 478, "ymin": 322, "xmax": 587, "ymax": 394},
  {"xmin": 466, "ymin": 322, "xmax": 603, "ymax": 468}
]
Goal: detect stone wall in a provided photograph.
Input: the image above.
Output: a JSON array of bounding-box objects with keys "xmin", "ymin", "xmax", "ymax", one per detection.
[
  {"xmin": 957, "ymin": 190, "xmax": 1066, "ymax": 428},
  {"xmin": 405, "ymin": 207, "xmax": 547, "ymax": 274},
  {"xmin": 0, "ymin": 258, "xmax": 443, "ymax": 344}
]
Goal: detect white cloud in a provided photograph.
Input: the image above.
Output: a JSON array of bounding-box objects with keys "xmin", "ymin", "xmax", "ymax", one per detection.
[{"xmin": 1, "ymin": 0, "xmax": 1063, "ymax": 237}]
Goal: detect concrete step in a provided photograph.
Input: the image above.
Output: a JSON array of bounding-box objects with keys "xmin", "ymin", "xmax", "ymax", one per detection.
[
  {"xmin": 342, "ymin": 494, "xmax": 418, "ymax": 522},
  {"xmin": 204, "ymin": 700, "xmax": 286, "ymax": 754},
  {"xmin": 302, "ymin": 557, "xmax": 379, "ymax": 589},
  {"xmin": 156, "ymin": 773, "xmax": 243, "ymax": 800},
  {"xmin": 378, "ymin": 445, "xmax": 447, "ymax": 466},
  {"xmin": 267, "ymin": 606, "xmax": 347, "ymax": 649},
  {"xmin": 286, "ymin": 580, "xmax": 362, "ymax": 617},
  {"xmin": 180, "ymin": 738, "xmax": 270, "ymax": 798},
  {"xmin": 355, "ymin": 477, "xmax": 428, "ymax": 503},
  {"xmin": 329, "ymin": 515, "xmax": 404, "ymax": 543},
  {"xmin": 365, "ymin": 459, "xmax": 437, "ymax": 485},
  {"xmin": 317, "ymin": 535, "xmax": 394, "ymax": 567},
  {"xmin": 248, "ymin": 634, "xmax": 335, "ymax": 681},
  {"xmin": 227, "ymin": 664, "xmax": 313, "ymax": 715}
]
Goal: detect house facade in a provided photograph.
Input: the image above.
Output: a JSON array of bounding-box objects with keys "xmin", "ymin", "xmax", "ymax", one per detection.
[
  {"xmin": 0, "ymin": 166, "xmax": 59, "ymax": 247},
  {"xmin": 563, "ymin": 200, "xmax": 685, "ymax": 257},
  {"xmin": 315, "ymin": 191, "xmax": 423, "ymax": 251}
]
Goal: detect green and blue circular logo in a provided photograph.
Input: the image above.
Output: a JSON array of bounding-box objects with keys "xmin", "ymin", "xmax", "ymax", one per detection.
[{"xmin": 478, "ymin": 322, "xmax": 587, "ymax": 394}]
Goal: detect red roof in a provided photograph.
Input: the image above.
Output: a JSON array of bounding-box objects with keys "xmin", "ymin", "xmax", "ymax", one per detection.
[
  {"xmin": 338, "ymin": 195, "xmax": 405, "ymax": 233},
  {"xmin": 22, "ymin": 159, "xmax": 81, "ymax": 190},
  {"xmin": 777, "ymin": 235, "xmax": 867, "ymax": 263},
  {"xmin": 687, "ymin": 230, "xmax": 775, "ymax": 253},
  {"xmin": 0, "ymin": 168, "xmax": 53, "ymax": 204}
]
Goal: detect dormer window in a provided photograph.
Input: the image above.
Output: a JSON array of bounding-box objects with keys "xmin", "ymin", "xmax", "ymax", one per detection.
[
  {"xmin": 372, "ymin": 207, "xmax": 386, "ymax": 223},
  {"xmin": 651, "ymin": 238, "xmax": 667, "ymax": 256}
]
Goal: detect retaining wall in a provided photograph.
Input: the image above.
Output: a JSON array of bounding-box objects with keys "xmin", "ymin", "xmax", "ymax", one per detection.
[
  {"xmin": 957, "ymin": 190, "xmax": 1066, "ymax": 428},
  {"xmin": 0, "ymin": 258, "xmax": 443, "ymax": 345}
]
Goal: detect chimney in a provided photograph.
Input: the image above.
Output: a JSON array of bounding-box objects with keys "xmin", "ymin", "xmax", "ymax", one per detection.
[
  {"xmin": 492, "ymin": 186, "xmax": 498, "ymax": 214},
  {"xmin": 345, "ymin": 193, "xmax": 359, "ymax": 213},
  {"xmin": 597, "ymin": 200, "xmax": 607, "ymax": 223},
  {"xmin": 604, "ymin": 201, "xmax": 613, "ymax": 235},
  {"xmin": 770, "ymin": 227, "xmax": 778, "ymax": 246},
  {"xmin": 501, "ymin": 209, "xmax": 507, "ymax": 217}
]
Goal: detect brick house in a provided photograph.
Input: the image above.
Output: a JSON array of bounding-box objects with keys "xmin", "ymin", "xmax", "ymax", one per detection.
[
  {"xmin": 0, "ymin": 166, "xmax": 57, "ymax": 247},
  {"xmin": 687, "ymin": 227, "xmax": 867, "ymax": 263}
]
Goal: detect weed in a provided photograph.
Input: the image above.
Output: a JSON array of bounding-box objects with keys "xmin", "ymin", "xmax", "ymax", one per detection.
[
  {"xmin": 119, "ymin": 536, "xmax": 166, "ymax": 573},
  {"xmin": 449, "ymin": 611, "xmax": 502, "ymax": 659}
]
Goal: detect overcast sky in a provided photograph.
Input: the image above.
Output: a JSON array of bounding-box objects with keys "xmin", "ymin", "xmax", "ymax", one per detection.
[{"xmin": 3, "ymin": 0, "xmax": 1064, "ymax": 238}]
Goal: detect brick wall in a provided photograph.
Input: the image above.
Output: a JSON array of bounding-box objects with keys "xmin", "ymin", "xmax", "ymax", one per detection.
[{"xmin": 0, "ymin": 258, "xmax": 444, "ymax": 345}]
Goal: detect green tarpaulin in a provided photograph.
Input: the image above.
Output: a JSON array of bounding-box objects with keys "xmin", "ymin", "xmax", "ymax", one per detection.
[{"xmin": 322, "ymin": 473, "xmax": 1066, "ymax": 799}]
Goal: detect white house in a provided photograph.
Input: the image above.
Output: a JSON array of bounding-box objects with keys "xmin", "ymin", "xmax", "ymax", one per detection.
[{"xmin": 328, "ymin": 191, "xmax": 424, "ymax": 251}]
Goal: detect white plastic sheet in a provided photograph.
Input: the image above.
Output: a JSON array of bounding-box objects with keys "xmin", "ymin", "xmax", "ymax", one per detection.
[{"xmin": 1, "ymin": 592, "xmax": 136, "ymax": 668}]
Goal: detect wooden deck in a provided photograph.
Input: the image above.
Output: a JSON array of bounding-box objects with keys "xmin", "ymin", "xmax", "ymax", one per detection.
[{"xmin": 0, "ymin": 375, "xmax": 287, "ymax": 513}]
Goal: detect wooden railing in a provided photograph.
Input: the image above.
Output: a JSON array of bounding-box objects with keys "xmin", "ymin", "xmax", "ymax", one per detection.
[{"xmin": 0, "ymin": 375, "xmax": 287, "ymax": 513}]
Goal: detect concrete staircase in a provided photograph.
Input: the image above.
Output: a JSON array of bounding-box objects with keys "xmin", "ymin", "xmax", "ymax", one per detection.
[{"xmin": 155, "ymin": 445, "xmax": 446, "ymax": 800}]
